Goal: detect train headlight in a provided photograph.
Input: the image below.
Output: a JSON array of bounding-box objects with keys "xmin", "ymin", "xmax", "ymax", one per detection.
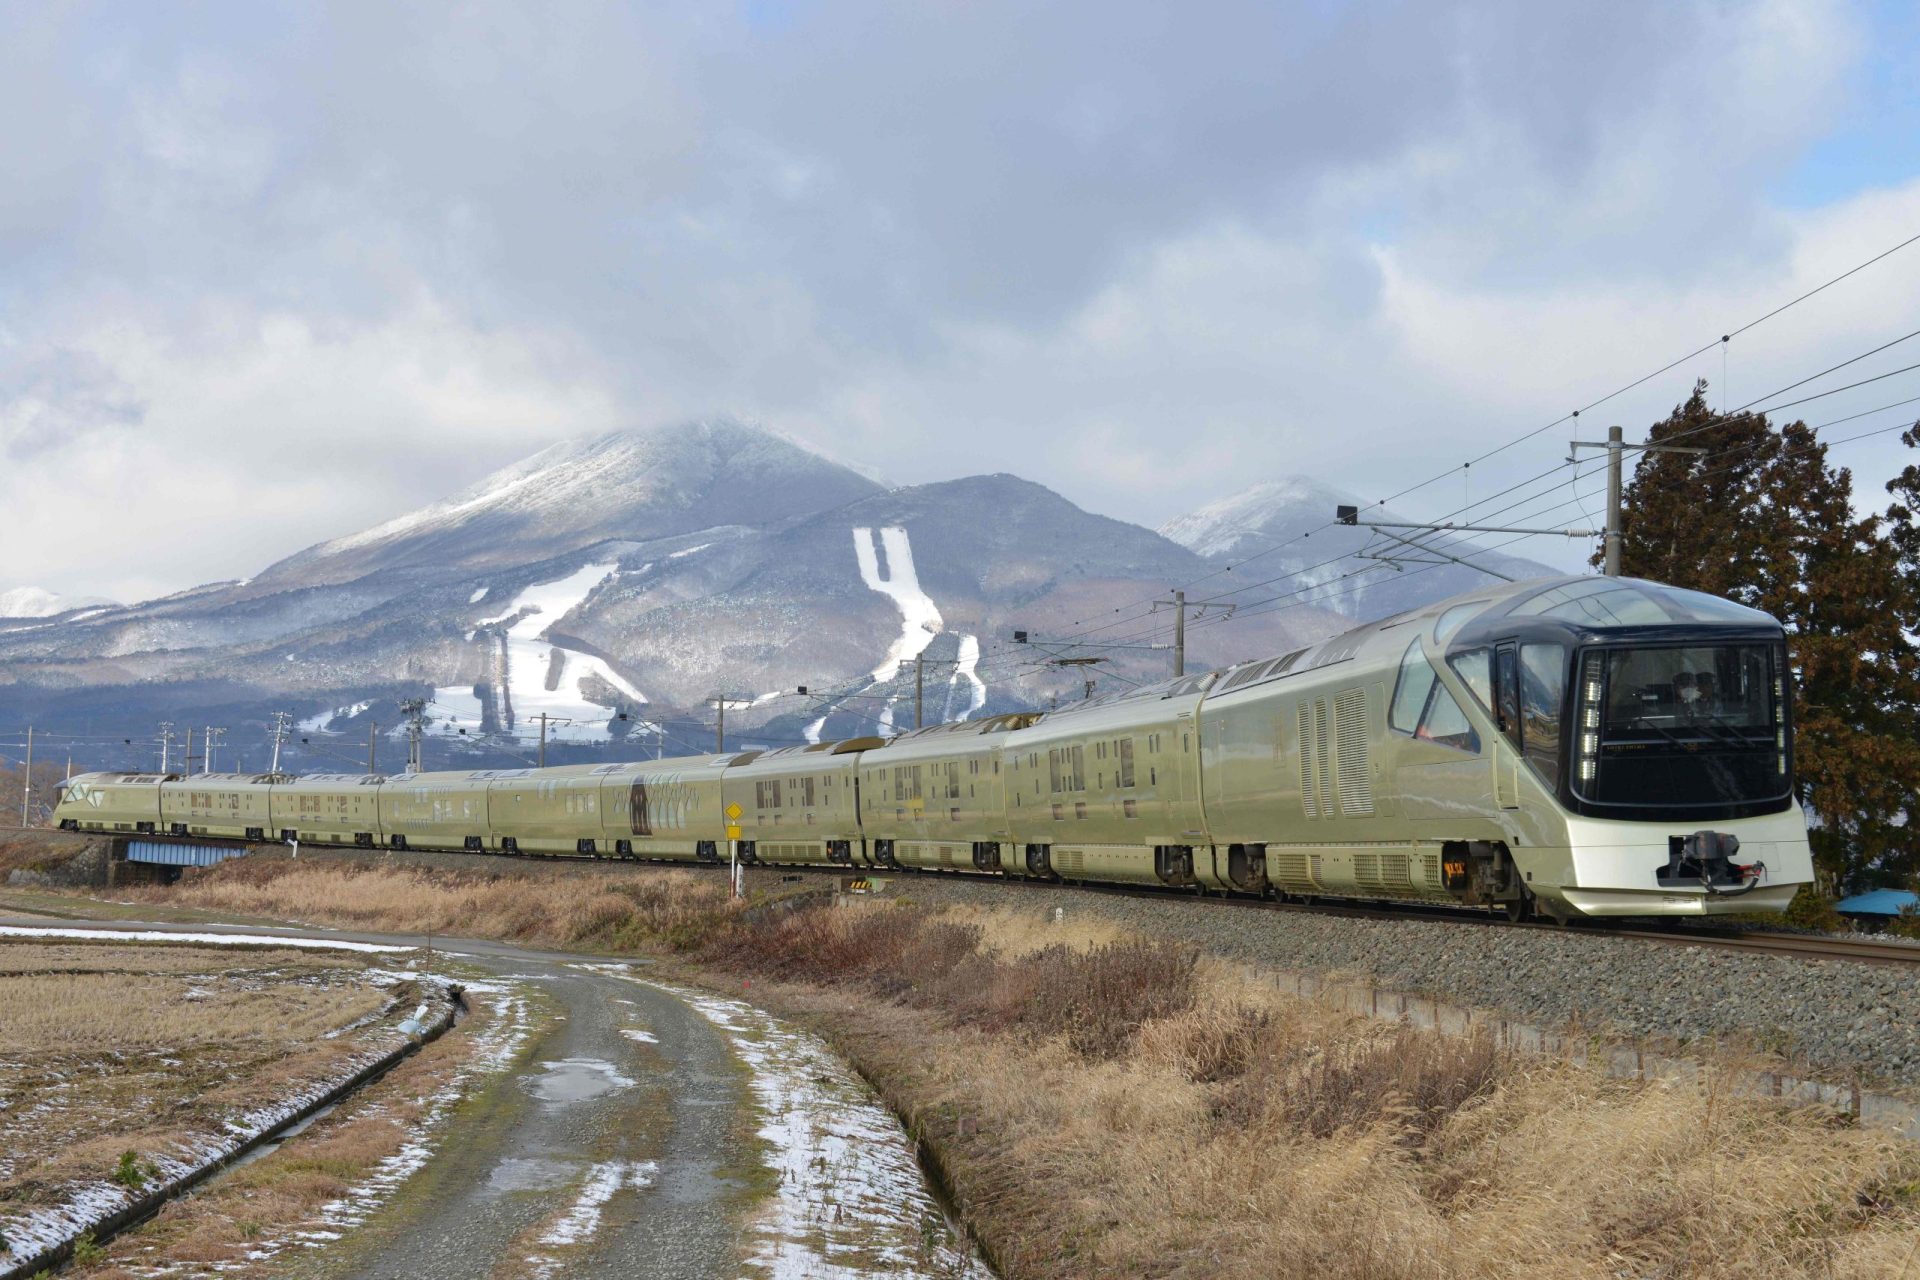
[{"xmin": 1577, "ymin": 652, "xmax": 1604, "ymax": 788}]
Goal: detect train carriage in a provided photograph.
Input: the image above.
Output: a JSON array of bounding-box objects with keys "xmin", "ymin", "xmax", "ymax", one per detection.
[
  {"xmin": 1001, "ymin": 680, "xmax": 1213, "ymax": 886},
  {"xmin": 269, "ymin": 773, "xmax": 385, "ymax": 846},
  {"xmin": 856, "ymin": 719, "xmax": 1029, "ymax": 872},
  {"xmin": 483, "ymin": 765, "xmax": 615, "ymax": 856},
  {"xmin": 593, "ymin": 754, "xmax": 738, "ymax": 862},
  {"xmin": 158, "ymin": 773, "xmax": 276, "ymax": 840},
  {"xmin": 376, "ymin": 770, "xmax": 493, "ymax": 852},
  {"xmin": 55, "ymin": 773, "xmax": 175, "ymax": 834},
  {"xmin": 722, "ymin": 739, "xmax": 880, "ymax": 867}
]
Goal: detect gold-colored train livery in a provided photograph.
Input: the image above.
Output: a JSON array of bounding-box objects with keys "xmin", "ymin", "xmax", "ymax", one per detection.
[{"xmin": 55, "ymin": 577, "xmax": 1816, "ymax": 920}]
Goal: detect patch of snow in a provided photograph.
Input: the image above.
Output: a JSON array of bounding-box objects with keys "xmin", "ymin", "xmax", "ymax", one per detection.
[
  {"xmin": 297, "ymin": 700, "xmax": 372, "ymax": 733},
  {"xmin": 802, "ymin": 714, "xmax": 828, "ymax": 746},
  {"xmin": 620, "ymin": 1029, "xmax": 659, "ymax": 1044},
  {"xmin": 469, "ymin": 586, "xmax": 490, "ymax": 603},
  {"xmin": 0, "ymin": 926, "xmax": 409, "ymax": 953},
  {"xmin": 317, "ymin": 462, "xmax": 562, "ymax": 556},
  {"xmin": 852, "ymin": 527, "xmax": 942, "ymax": 682},
  {"xmin": 0, "ymin": 585, "xmax": 118, "ymax": 618},
  {"xmin": 667, "ymin": 542, "xmax": 711, "ymax": 559},
  {"xmin": 536, "ymin": 1160, "xmax": 656, "ymax": 1248},
  {"xmin": 672, "ymin": 987, "xmax": 992, "ymax": 1279},
  {"xmin": 432, "ymin": 561, "xmax": 646, "ymax": 741},
  {"xmin": 947, "ymin": 633, "xmax": 987, "ymax": 721}
]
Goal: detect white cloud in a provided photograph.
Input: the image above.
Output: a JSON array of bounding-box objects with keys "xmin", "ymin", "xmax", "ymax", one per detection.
[{"xmin": 1, "ymin": 0, "xmax": 1912, "ymax": 598}]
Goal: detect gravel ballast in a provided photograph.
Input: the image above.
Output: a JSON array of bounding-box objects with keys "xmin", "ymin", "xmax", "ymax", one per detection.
[{"xmin": 860, "ymin": 872, "xmax": 1920, "ymax": 1094}]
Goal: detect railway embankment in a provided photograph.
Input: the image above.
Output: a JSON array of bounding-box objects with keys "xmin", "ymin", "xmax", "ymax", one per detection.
[{"xmin": 886, "ymin": 874, "xmax": 1920, "ymax": 1093}]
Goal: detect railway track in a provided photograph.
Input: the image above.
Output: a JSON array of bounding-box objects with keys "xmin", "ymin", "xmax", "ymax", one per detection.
[{"xmin": 10, "ymin": 823, "xmax": 1919, "ymax": 968}]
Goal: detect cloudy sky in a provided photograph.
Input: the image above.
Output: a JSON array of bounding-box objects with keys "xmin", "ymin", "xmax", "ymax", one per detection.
[{"xmin": 4, "ymin": 0, "xmax": 1920, "ymax": 602}]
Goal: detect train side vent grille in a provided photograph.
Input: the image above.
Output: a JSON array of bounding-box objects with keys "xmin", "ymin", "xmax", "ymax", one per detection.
[
  {"xmin": 1268, "ymin": 850, "xmax": 1315, "ymax": 890},
  {"xmin": 1315, "ymin": 700, "xmax": 1333, "ymax": 818},
  {"xmin": 1297, "ymin": 705, "xmax": 1319, "ymax": 819},
  {"xmin": 1309, "ymin": 853, "xmax": 1324, "ymax": 884},
  {"xmin": 1055, "ymin": 848, "xmax": 1086, "ymax": 876},
  {"xmin": 1353, "ymin": 851, "xmax": 1380, "ymax": 888},
  {"xmin": 1334, "ymin": 689, "xmax": 1373, "ymax": 817},
  {"xmin": 938, "ymin": 844, "xmax": 962, "ymax": 868},
  {"xmin": 1419, "ymin": 852, "xmax": 1443, "ymax": 889}
]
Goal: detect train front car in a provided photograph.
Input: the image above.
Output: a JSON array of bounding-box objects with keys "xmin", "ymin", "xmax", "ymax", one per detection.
[{"xmin": 1427, "ymin": 577, "xmax": 1812, "ymax": 918}]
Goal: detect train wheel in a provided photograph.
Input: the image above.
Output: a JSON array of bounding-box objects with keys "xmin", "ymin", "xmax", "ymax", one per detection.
[{"xmin": 1502, "ymin": 891, "xmax": 1532, "ymax": 923}]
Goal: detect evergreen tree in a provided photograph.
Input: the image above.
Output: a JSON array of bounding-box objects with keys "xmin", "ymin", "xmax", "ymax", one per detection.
[{"xmin": 1613, "ymin": 383, "xmax": 1920, "ymax": 888}]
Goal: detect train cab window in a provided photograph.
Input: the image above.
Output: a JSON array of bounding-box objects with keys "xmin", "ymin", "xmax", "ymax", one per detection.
[
  {"xmin": 1417, "ymin": 685, "xmax": 1480, "ymax": 754},
  {"xmin": 1389, "ymin": 640, "xmax": 1437, "ymax": 734},
  {"xmin": 1519, "ymin": 644, "xmax": 1567, "ymax": 783},
  {"xmin": 1398, "ymin": 639, "xmax": 1481, "ymax": 754},
  {"xmin": 1449, "ymin": 649, "xmax": 1494, "ymax": 715}
]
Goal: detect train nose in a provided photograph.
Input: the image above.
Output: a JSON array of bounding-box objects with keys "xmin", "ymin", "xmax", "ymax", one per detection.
[{"xmin": 1658, "ymin": 831, "xmax": 1753, "ymax": 892}]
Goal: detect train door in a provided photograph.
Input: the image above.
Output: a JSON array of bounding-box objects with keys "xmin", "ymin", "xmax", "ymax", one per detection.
[{"xmin": 1492, "ymin": 642, "xmax": 1523, "ymax": 810}]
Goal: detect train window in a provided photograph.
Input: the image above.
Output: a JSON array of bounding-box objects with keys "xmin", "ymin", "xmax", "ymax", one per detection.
[
  {"xmin": 1118, "ymin": 738, "xmax": 1135, "ymax": 787},
  {"xmin": 1433, "ymin": 602, "xmax": 1486, "ymax": 644},
  {"xmin": 1449, "ymin": 648, "xmax": 1494, "ymax": 712},
  {"xmin": 1417, "ymin": 685, "xmax": 1480, "ymax": 754},
  {"xmin": 1389, "ymin": 640, "xmax": 1437, "ymax": 735},
  {"xmin": 1519, "ymin": 644, "xmax": 1567, "ymax": 782}
]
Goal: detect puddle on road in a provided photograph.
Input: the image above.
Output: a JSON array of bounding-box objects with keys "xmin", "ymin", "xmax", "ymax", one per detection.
[
  {"xmin": 528, "ymin": 1057, "xmax": 636, "ymax": 1103},
  {"xmin": 484, "ymin": 1157, "xmax": 580, "ymax": 1195}
]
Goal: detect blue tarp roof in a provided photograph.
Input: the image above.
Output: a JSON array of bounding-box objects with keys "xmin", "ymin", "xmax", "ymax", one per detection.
[{"xmin": 1835, "ymin": 888, "xmax": 1919, "ymax": 917}]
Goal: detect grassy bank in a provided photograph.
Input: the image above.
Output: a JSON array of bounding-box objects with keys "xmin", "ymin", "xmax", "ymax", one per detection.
[
  {"xmin": 698, "ymin": 901, "xmax": 1920, "ymax": 1279},
  {"xmin": 44, "ymin": 858, "xmax": 1920, "ymax": 1278},
  {"xmin": 99, "ymin": 854, "xmax": 739, "ymax": 951}
]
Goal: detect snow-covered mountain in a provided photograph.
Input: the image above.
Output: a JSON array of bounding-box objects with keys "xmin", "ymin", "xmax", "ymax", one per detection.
[
  {"xmin": 2, "ymin": 422, "xmax": 1557, "ymax": 771},
  {"xmin": 0, "ymin": 586, "xmax": 117, "ymax": 619},
  {"xmin": 1160, "ymin": 476, "xmax": 1561, "ymax": 620},
  {"xmin": 258, "ymin": 418, "xmax": 885, "ymax": 588}
]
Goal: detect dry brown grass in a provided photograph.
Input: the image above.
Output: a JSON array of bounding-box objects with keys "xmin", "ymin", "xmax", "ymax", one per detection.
[
  {"xmin": 0, "ymin": 941, "xmax": 401, "ymax": 1212},
  {"xmin": 69, "ymin": 976, "xmax": 526, "ymax": 1279},
  {"xmin": 109, "ymin": 857, "xmax": 737, "ymax": 951},
  {"xmin": 699, "ymin": 901, "xmax": 1920, "ymax": 1280}
]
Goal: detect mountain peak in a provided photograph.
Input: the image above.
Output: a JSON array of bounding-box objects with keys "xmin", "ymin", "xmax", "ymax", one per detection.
[
  {"xmin": 1158, "ymin": 474, "xmax": 1359, "ymax": 560},
  {"xmin": 257, "ymin": 416, "xmax": 885, "ymax": 586},
  {"xmin": 0, "ymin": 585, "xmax": 118, "ymax": 619}
]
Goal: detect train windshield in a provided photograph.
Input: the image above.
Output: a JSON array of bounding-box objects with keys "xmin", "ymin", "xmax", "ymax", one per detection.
[{"xmin": 1573, "ymin": 643, "xmax": 1789, "ymax": 812}]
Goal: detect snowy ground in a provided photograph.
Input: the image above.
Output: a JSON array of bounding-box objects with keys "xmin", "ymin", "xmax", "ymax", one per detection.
[
  {"xmin": 659, "ymin": 980, "xmax": 992, "ymax": 1279},
  {"xmin": 0, "ymin": 924, "xmax": 408, "ymax": 953}
]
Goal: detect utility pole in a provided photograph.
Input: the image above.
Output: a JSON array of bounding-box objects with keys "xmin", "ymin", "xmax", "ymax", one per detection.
[
  {"xmin": 158, "ymin": 723, "xmax": 175, "ymax": 773},
  {"xmin": 531, "ymin": 713, "xmax": 571, "ymax": 767},
  {"xmin": 398, "ymin": 699, "xmax": 427, "ymax": 773},
  {"xmin": 21, "ymin": 725, "xmax": 32, "ymax": 827},
  {"xmin": 1150, "ymin": 589, "xmax": 1233, "ymax": 677},
  {"xmin": 368, "ymin": 721, "xmax": 379, "ymax": 774},
  {"xmin": 184, "ymin": 727, "xmax": 196, "ymax": 776},
  {"xmin": 1604, "ymin": 424, "xmax": 1624, "ymax": 577},
  {"xmin": 268, "ymin": 711, "xmax": 293, "ymax": 775},
  {"xmin": 707, "ymin": 695, "xmax": 752, "ymax": 754},
  {"xmin": 915, "ymin": 654, "xmax": 924, "ymax": 730},
  {"xmin": 1569, "ymin": 429, "xmax": 1708, "ymax": 578},
  {"xmin": 204, "ymin": 725, "xmax": 225, "ymax": 774}
]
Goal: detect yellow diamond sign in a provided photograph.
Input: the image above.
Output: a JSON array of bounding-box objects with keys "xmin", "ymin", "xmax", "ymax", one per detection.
[
  {"xmin": 726, "ymin": 824, "xmax": 743, "ymax": 840},
  {"xmin": 725, "ymin": 801, "xmax": 743, "ymax": 821}
]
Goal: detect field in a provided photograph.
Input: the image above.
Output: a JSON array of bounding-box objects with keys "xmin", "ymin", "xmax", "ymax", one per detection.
[
  {"xmin": 21, "ymin": 857, "xmax": 1920, "ymax": 1278},
  {"xmin": 0, "ymin": 938, "xmax": 424, "ymax": 1270}
]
